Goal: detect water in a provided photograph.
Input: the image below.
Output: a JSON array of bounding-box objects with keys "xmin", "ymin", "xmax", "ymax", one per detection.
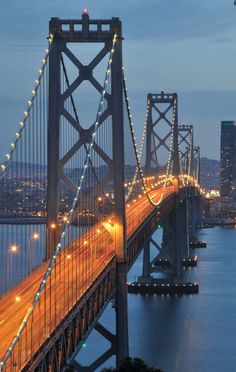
[
  {"xmin": 0, "ymin": 223, "xmax": 83, "ymax": 294},
  {"xmin": 78, "ymin": 226, "xmax": 236, "ymax": 372},
  {"xmin": 1, "ymin": 225, "xmax": 235, "ymax": 371},
  {"xmin": 0, "ymin": 224, "xmax": 46, "ymax": 294}
]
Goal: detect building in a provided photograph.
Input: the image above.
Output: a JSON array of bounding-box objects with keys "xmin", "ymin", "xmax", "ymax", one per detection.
[{"xmin": 220, "ymin": 121, "xmax": 236, "ymax": 216}]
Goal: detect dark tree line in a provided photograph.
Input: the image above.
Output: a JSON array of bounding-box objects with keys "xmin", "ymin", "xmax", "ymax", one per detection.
[{"xmin": 101, "ymin": 357, "xmax": 163, "ymax": 372}]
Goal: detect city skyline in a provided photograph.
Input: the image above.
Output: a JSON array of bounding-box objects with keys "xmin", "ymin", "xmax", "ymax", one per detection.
[{"xmin": 1, "ymin": 1, "xmax": 236, "ymax": 160}]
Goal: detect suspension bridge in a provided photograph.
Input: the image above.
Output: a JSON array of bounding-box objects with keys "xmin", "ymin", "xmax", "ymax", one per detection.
[{"xmin": 0, "ymin": 12, "xmax": 203, "ymax": 372}]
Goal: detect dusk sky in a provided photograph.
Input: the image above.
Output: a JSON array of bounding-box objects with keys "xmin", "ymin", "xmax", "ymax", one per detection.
[{"xmin": 1, "ymin": 0, "xmax": 236, "ymax": 160}]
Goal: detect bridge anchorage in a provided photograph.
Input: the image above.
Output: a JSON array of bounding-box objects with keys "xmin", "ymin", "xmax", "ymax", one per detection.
[
  {"xmin": 0, "ymin": 11, "xmax": 205, "ymax": 372},
  {"xmin": 128, "ymin": 93, "xmax": 202, "ymax": 295}
]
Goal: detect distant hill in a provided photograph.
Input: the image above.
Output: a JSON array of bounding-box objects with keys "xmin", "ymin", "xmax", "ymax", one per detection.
[
  {"xmin": 200, "ymin": 157, "xmax": 220, "ymax": 190},
  {"xmin": 5, "ymin": 159, "xmax": 220, "ymax": 190}
]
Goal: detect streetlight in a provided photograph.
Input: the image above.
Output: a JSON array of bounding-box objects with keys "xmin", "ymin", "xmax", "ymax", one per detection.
[{"xmin": 28, "ymin": 233, "xmax": 39, "ymax": 275}]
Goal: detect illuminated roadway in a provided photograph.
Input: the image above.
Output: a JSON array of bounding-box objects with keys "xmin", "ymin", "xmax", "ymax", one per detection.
[{"xmin": 0, "ymin": 184, "xmax": 175, "ymax": 370}]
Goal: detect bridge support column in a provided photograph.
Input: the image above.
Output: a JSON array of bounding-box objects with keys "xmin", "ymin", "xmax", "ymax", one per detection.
[
  {"xmin": 175, "ymin": 196, "xmax": 192, "ymax": 271},
  {"xmin": 175, "ymin": 199, "xmax": 184, "ymax": 277},
  {"xmin": 180, "ymin": 195, "xmax": 190, "ymax": 258},
  {"xmin": 189, "ymin": 190, "xmax": 206, "ymax": 249},
  {"xmin": 189, "ymin": 188, "xmax": 198, "ymax": 241},
  {"xmin": 111, "ymin": 25, "xmax": 129, "ymax": 367},
  {"xmin": 167, "ymin": 195, "xmax": 185, "ymax": 278},
  {"xmin": 152, "ymin": 194, "xmax": 189, "ymax": 278},
  {"xmin": 140, "ymin": 196, "xmax": 190, "ymax": 279},
  {"xmin": 46, "ymin": 25, "xmax": 61, "ymax": 260},
  {"xmin": 197, "ymin": 195, "xmax": 203, "ymax": 226},
  {"xmin": 138, "ymin": 236, "xmax": 162, "ymax": 283},
  {"xmin": 131, "ymin": 194, "xmax": 199, "ymax": 294},
  {"xmin": 142, "ymin": 240, "xmax": 151, "ymax": 279}
]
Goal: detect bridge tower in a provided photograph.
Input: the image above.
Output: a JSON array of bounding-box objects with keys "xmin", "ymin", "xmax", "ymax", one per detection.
[
  {"xmin": 178, "ymin": 124, "xmax": 195, "ymax": 250},
  {"xmin": 46, "ymin": 12, "xmax": 128, "ymax": 369},
  {"xmin": 145, "ymin": 92, "xmax": 179, "ymax": 179},
  {"xmin": 140, "ymin": 92, "xmax": 193, "ymax": 285},
  {"xmin": 189, "ymin": 146, "xmax": 202, "ymax": 240},
  {"xmin": 178, "ymin": 124, "xmax": 194, "ymax": 178},
  {"xmin": 193, "ymin": 146, "xmax": 200, "ymax": 185}
]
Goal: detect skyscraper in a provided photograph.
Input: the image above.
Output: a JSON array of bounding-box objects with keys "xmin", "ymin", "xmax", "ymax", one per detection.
[{"xmin": 220, "ymin": 121, "xmax": 236, "ymax": 215}]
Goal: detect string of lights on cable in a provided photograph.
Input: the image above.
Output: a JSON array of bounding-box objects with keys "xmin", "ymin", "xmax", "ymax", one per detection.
[{"xmin": 0, "ymin": 33, "xmax": 118, "ymax": 369}]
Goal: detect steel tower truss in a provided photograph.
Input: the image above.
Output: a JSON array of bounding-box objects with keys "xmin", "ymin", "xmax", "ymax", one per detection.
[
  {"xmin": 189, "ymin": 146, "xmax": 201, "ymax": 240},
  {"xmin": 178, "ymin": 124, "xmax": 194, "ymax": 177},
  {"xmin": 46, "ymin": 12, "xmax": 128, "ymax": 370},
  {"xmin": 193, "ymin": 146, "xmax": 200, "ymax": 184},
  {"xmin": 145, "ymin": 92, "xmax": 180, "ymax": 177}
]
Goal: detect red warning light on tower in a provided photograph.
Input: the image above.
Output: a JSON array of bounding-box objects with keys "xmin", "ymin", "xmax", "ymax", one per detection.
[{"xmin": 83, "ymin": 8, "xmax": 88, "ymax": 14}]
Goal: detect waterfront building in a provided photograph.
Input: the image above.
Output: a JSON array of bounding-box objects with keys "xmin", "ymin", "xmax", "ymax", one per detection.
[{"xmin": 220, "ymin": 121, "xmax": 236, "ymax": 216}]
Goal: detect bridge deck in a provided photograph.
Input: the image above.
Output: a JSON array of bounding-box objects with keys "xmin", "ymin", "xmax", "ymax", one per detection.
[{"xmin": 0, "ymin": 186, "xmax": 174, "ymax": 370}]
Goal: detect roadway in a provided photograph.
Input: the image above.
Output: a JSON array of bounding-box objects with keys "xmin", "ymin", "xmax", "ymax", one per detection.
[{"xmin": 0, "ymin": 185, "xmax": 174, "ymax": 371}]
